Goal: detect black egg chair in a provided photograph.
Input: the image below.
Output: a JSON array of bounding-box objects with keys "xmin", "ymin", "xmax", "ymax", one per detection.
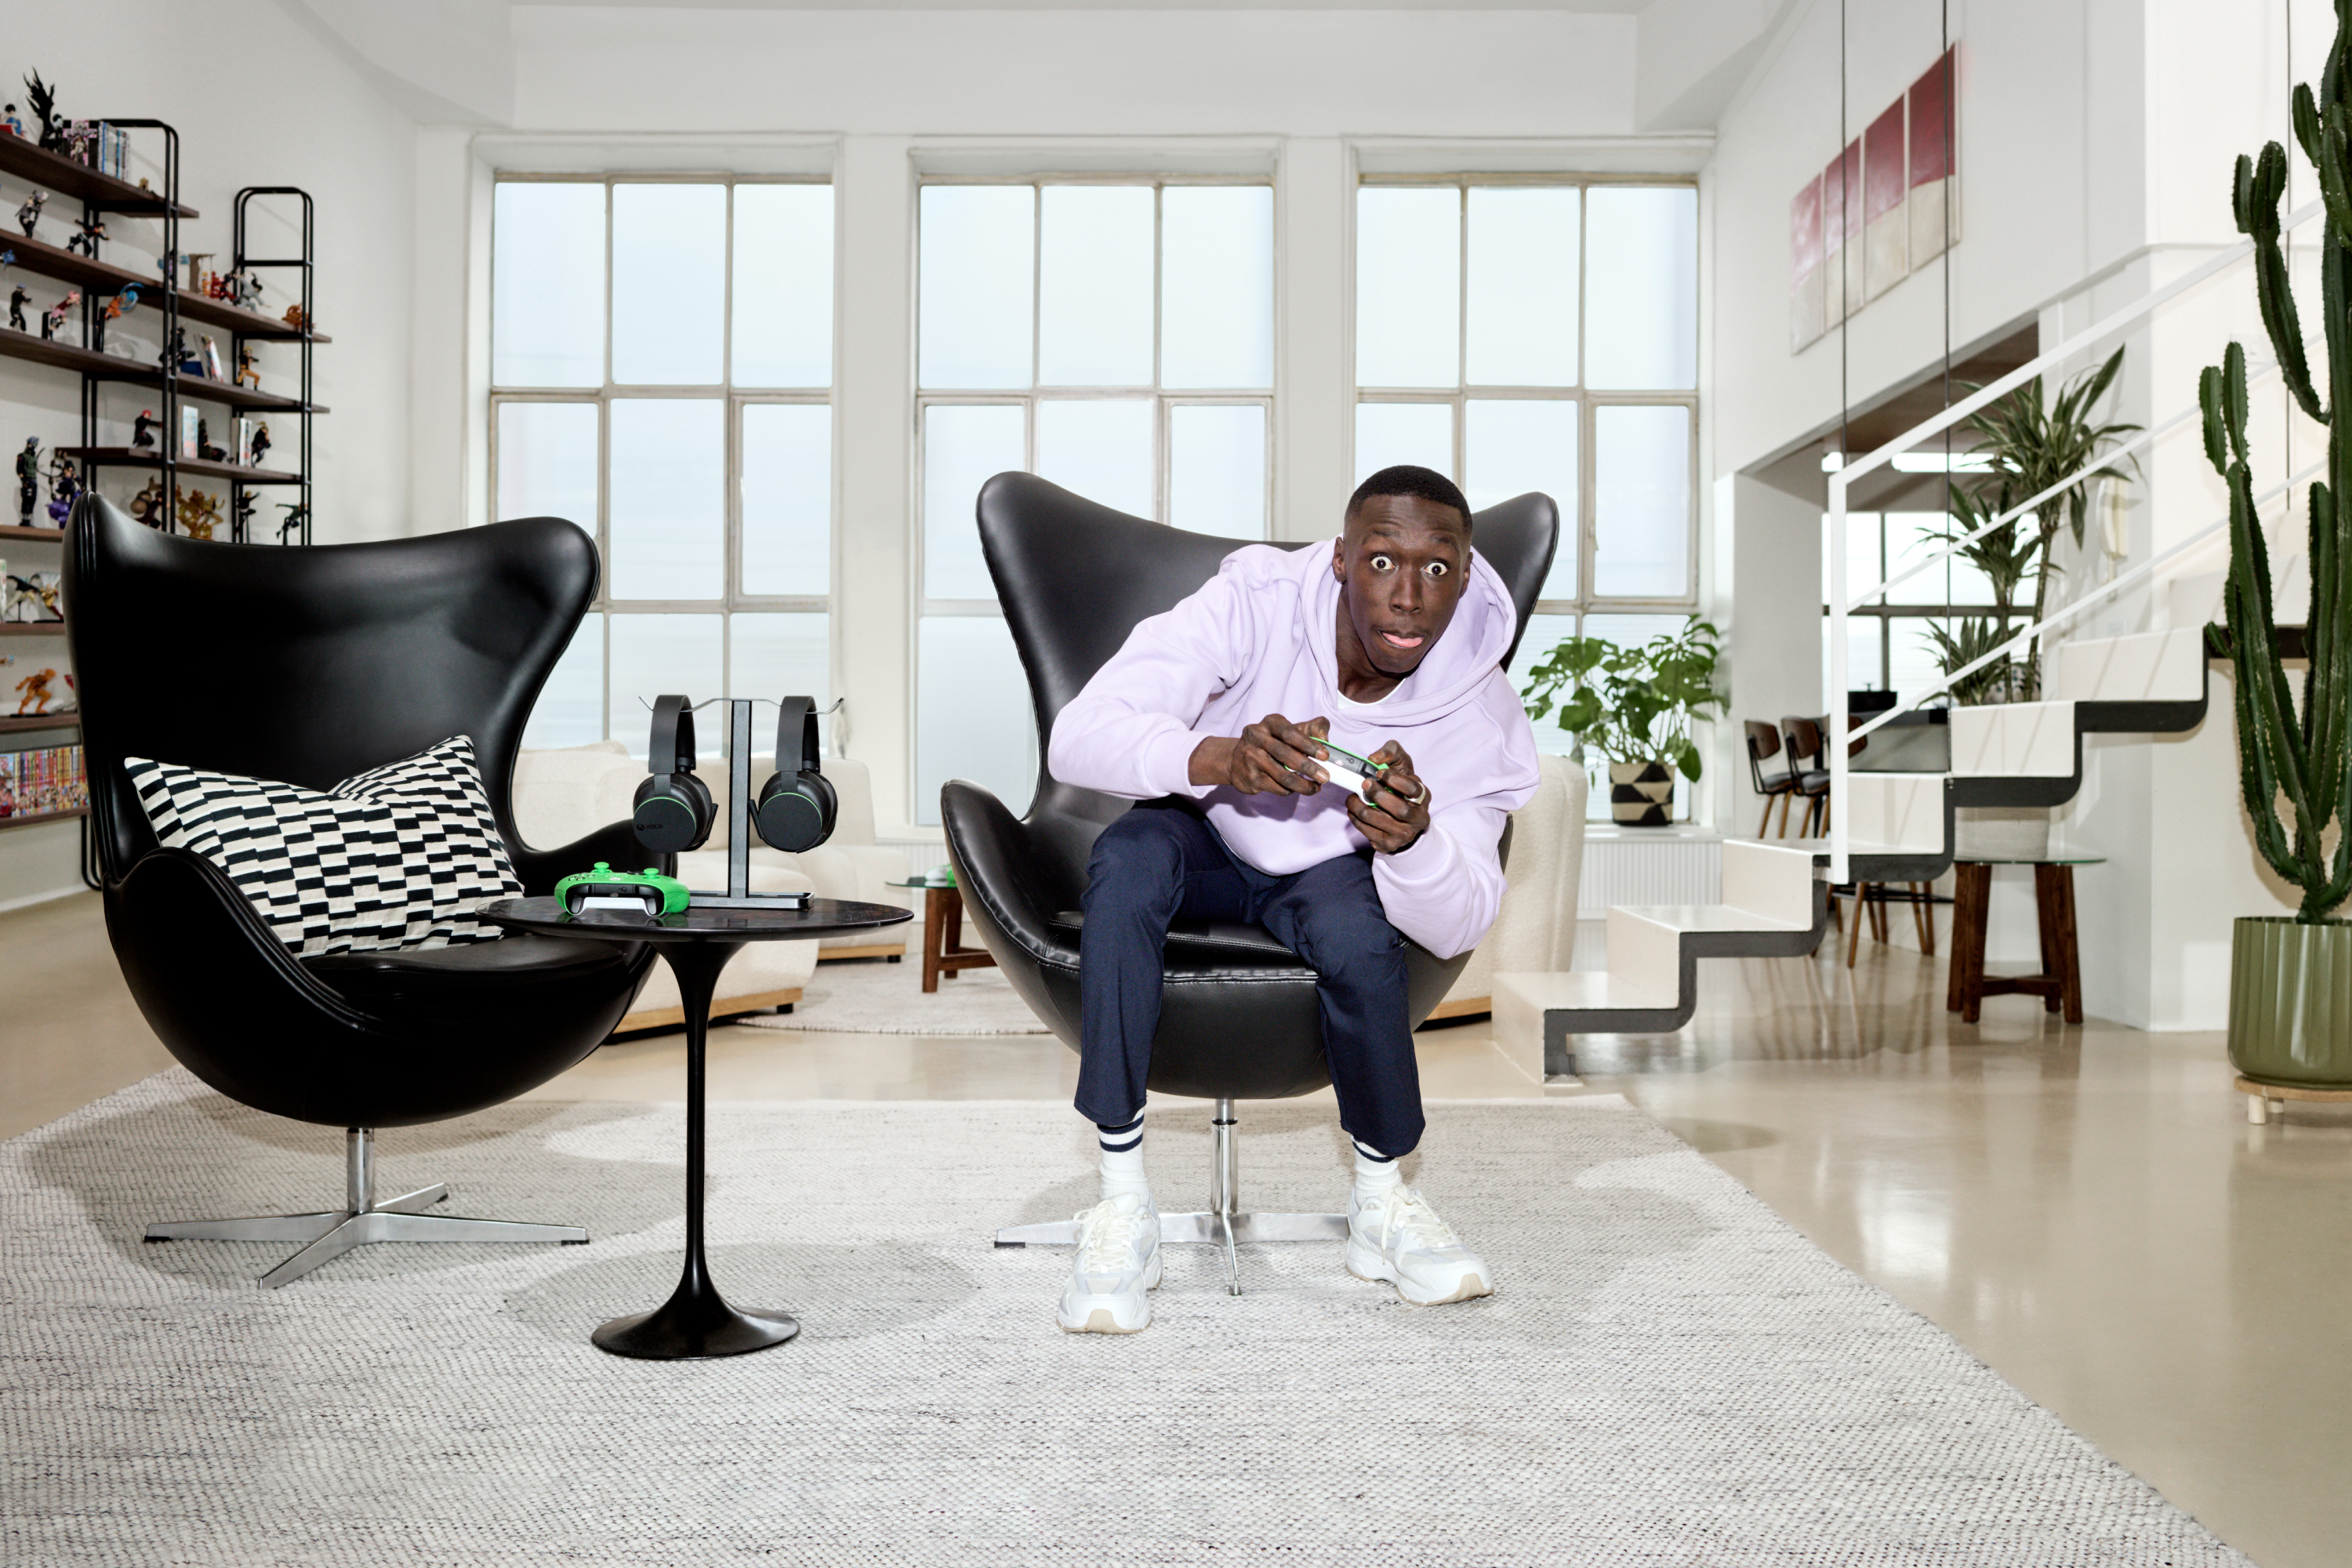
[
  {"xmin": 66, "ymin": 492, "xmax": 656, "ymax": 1287},
  {"xmin": 943, "ymin": 473, "xmax": 1556, "ymax": 1290}
]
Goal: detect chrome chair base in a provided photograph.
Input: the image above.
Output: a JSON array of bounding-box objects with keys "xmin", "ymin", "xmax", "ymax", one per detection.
[
  {"xmin": 991, "ymin": 1099, "xmax": 1345, "ymax": 1296},
  {"xmin": 143, "ymin": 1127, "xmax": 588, "ymax": 1288}
]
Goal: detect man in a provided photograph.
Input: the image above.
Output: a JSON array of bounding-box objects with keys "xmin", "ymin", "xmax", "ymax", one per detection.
[{"xmin": 1045, "ymin": 465, "xmax": 1542, "ymax": 1334}]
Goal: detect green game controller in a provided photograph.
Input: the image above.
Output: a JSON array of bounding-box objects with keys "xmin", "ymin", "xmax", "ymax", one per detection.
[{"xmin": 554, "ymin": 862, "xmax": 691, "ymax": 917}]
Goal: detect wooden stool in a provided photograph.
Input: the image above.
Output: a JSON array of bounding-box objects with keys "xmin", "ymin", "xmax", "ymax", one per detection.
[{"xmin": 1946, "ymin": 857, "xmax": 2101, "ymax": 1025}]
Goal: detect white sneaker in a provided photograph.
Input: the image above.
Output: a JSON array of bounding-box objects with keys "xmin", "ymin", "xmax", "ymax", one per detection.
[
  {"xmin": 1055, "ymin": 1192, "xmax": 1162, "ymax": 1334},
  {"xmin": 1346, "ymin": 1185, "xmax": 1493, "ymax": 1305}
]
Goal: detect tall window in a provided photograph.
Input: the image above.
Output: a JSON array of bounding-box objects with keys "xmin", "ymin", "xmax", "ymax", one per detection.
[
  {"xmin": 1825, "ymin": 510, "xmax": 2001, "ymax": 710},
  {"xmin": 915, "ymin": 179, "xmax": 1276, "ymax": 823},
  {"xmin": 1354, "ymin": 178, "xmax": 1700, "ymax": 762},
  {"xmin": 489, "ymin": 176, "xmax": 836, "ymax": 753}
]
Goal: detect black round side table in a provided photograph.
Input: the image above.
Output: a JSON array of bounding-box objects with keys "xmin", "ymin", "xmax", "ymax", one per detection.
[{"xmin": 481, "ymin": 895, "xmax": 913, "ymax": 1361}]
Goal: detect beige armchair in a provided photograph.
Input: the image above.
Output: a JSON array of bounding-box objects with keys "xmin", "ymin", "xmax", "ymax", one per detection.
[{"xmin": 1434, "ymin": 753, "xmax": 1586, "ymax": 1019}]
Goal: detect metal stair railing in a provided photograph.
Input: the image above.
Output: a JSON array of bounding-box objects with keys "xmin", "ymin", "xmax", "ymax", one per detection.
[{"xmin": 1823, "ymin": 198, "xmax": 2323, "ymax": 883}]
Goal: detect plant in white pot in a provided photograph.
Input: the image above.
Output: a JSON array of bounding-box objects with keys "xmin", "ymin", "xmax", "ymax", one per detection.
[
  {"xmin": 1926, "ymin": 349, "xmax": 2140, "ymax": 859},
  {"xmin": 1519, "ymin": 618, "xmax": 1723, "ymax": 827},
  {"xmin": 2201, "ymin": 55, "xmax": 2352, "ymax": 1091}
]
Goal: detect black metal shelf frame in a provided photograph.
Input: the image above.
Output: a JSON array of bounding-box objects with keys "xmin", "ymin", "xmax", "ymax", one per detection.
[
  {"xmin": 230, "ymin": 187, "xmax": 313, "ymax": 545},
  {"xmin": 68, "ymin": 118, "xmax": 180, "ymax": 535}
]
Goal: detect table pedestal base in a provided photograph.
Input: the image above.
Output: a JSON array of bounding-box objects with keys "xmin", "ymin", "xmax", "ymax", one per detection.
[{"xmin": 594, "ymin": 1269, "xmax": 800, "ymax": 1360}]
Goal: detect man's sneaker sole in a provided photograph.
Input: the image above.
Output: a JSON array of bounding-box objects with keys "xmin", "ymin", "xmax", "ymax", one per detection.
[
  {"xmin": 1055, "ymin": 1248, "xmax": 1162, "ymax": 1334},
  {"xmin": 1345, "ymin": 1237, "xmax": 1493, "ymax": 1306}
]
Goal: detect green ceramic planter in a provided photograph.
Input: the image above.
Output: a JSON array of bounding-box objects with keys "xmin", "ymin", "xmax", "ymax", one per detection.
[{"xmin": 2229, "ymin": 916, "xmax": 2352, "ymax": 1087}]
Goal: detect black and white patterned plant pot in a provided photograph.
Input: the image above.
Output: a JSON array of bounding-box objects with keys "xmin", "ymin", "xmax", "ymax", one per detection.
[{"xmin": 1608, "ymin": 760, "xmax": 1675, "ymax": 826}]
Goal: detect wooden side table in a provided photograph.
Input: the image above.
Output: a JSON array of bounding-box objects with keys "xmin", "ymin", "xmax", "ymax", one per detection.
[
  {"xmin": 1947, "ymin": 855, "xmax": 2103, "ymax": 1025},
  {"xmin": 889, "ymin": 876, "xmax": 998, "ymax": 993}
]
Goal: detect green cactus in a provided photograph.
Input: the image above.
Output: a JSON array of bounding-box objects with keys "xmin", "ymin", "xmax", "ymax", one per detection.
[{"xmin": 2203, "ymin": 9, "xmax": 2352, "ymax": 921}]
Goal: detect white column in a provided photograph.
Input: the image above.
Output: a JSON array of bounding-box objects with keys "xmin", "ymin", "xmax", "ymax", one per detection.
[{"xmin": 1276, "ymin": 138, "xmax": 1348, "ymax": 543}]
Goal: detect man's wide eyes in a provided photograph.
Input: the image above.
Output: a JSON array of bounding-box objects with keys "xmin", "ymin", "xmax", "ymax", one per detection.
[{"xmin": 1367, "ymin": 554, "xmax": 1450, "ymax": 578}]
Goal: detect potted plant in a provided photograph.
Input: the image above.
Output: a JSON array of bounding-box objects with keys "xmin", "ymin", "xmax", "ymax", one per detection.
[
  {"xmin": 1926, "ymin": 348, "xmax": 2140, "ymax": 858},
  {"xmin": 2202, "ymin": 53, "xmax": 2352, "ymax": 1090},
  {"xmin": 1520, "ymin": 617, "xmax": 1723, "ymax": 826}
]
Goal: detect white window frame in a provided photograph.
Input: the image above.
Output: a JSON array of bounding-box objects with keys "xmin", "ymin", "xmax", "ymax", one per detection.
[{"xmin": 487, "ymin": 172, "xmax": 837, "ymax": 745}]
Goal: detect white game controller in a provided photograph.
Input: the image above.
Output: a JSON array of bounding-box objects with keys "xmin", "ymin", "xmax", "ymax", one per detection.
[{"xmin": 1313, "ymin": 741, "xmax": 1385, "ymax": 800}]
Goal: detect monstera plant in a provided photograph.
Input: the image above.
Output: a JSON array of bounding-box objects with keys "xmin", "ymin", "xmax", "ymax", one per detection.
[
  {"xmin": 1520, "ymin": 618, "xmax": 1724, "ymax": 827},
  {"xmin": 2202, "ymin": 13, "xmax": 2352, "ymax": 1094}
]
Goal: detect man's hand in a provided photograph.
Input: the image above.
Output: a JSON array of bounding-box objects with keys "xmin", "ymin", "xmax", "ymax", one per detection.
[
  {"xmin": 1346, "ymin": 740, "xmax": 1431, "ymax": 854},
  {"xmin": 1189, "ymin": 713, "xmax": 1333, "ymax": 795}
]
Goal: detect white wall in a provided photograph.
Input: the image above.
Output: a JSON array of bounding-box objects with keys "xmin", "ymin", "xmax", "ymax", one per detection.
[{"xmin": 0, "ymin": 0, "xmax": 420, "ymax": 909}]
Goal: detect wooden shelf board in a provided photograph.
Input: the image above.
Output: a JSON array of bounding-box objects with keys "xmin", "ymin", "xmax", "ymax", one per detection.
[
  {"xmin": 0, "ymin": 237, "xmax": 329, "ymax": 339},
  {"xmin": 0, "ymin": 330, "xmax": 328, "ymax": 413},
  {"xmin": 0, "ymin": 525, "xmax": 67, "ymax": 543},
  {"xmin": 0, "ymin": 806, "xmax": 89, "ymax": 834},
  {"xmin": 0, "ymin": 711, "xmax": 78, "ymax": 734},
  {"xmin": 61, "ymin": 448, "xmax": 303, "ymax": 485},
  {"xmin": 0, "ymin": 134, "xmax": 196, "ymax": 217},
  {"xmin": 0, "ymin": 621, "xmax": 67, "ymax": 637}
]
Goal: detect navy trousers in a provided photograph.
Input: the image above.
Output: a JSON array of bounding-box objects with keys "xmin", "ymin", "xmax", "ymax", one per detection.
[{"xmin": 1074, "ymin": 804, "xmax": 1425, "ymax": 1157}]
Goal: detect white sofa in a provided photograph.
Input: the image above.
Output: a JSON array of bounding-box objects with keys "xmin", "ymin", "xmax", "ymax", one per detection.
[
  {"xmin": 509, "ymin": 742, "xmax": 913, "ymax": 1033},
  {"xmin": 1436, "ymin": 753, "xmax": 1587, "ymax": 1018}
]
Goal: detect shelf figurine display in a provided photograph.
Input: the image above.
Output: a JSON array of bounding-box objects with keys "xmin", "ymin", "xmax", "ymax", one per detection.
[
  {"xmin": 15, "ymin": 439, "xmax": 37, "ymax": 525},
  {"xmin": 64, "ymin": 216, "xmax": 105, "ymax": 258},
  {"xmin": 162, "ymin": 327, "xmax": 202, "ymax": 378},
  {"xmin": 1, "ymin": 104, "xmax": 21, "ymax": 138},
  {"xmin": 20, "ymin": 71, "xmax": 60, "ymax": 154},
  {"xmin": 15, "ymin": 190, "xmax": 45, "ymax": 241},
  {"xmin": 231, "ymin": 489, "xmax": 256, "ymax": 539},
  {"xmin": 93, "ymin": 284, "xmax": 136, "ymax": 351},
  {"xmin": 274, "ymin": 500, "xmax": 307, "ymax": 544},
  {"xmin": 131, "ymin": 408, "xmax": 156, "ymax": 450},
  {"xmin": 7, "ymin": 283, "xmax": 26, "ymax": 332},
  {"xmin": 281, "ymin": 303, "xmax": 309, "ymax": 332},
  {"xmin": 14, "ymin": 667, "xmax": 57, "ymax": 715},
  {"xmin": 176, "ymin": 488, "xmax": 221, "ymax": 540},
  {"xmin": 44, "ymin": 450, "xmax": 78, "ymax": 525},
  {"xmin": 5, "ymin": 572, "xmax": 61, "ymax": 622},
  {"xmin": 233, "ymin": 344, "xmax": 260, "ymax": 390},
  {"xmin": 60, "ymin": 120, "xmax": 98, "ymax": 169},
  {"xmin": 183, "ymin": 252, "xmax": 212, "ymax": 291},
  {"xmin": 38, "ymin": 290, "xmax": 78, "ymax": 343},
  {"xmin": 195, "ymin": 416, "xmax": 227, "ymax": 463},
  {"xmin": 247, "ymin": 419, "xmax": 270, "ymax": 467},
  {"xmin": 128, "ymin": 477, "xmax": 165, "ymax": 530}
]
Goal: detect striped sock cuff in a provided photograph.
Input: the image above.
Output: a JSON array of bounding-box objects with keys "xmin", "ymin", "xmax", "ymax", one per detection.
[
  {"xmin": 1352, "ymin": 1139, "xmax": 1398, "ymax": 1163},
  {"xmin": 1098, "ymin": 1113, "xmax": 1145, "ymax": 1153}
]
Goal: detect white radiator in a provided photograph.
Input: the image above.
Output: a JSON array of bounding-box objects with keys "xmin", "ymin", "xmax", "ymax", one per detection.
[{"xmin": 1577, "ymin": 827, "xmax": 1723, "ymax": 913}]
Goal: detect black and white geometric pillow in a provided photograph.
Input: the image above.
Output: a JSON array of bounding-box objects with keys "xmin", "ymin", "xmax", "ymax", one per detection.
[{"xmin": 124, "ymin": 735, "xmax": 524, "ymax": 956}]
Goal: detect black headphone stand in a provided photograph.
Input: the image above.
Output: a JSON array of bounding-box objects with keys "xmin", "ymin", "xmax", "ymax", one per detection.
[{"xmin": 685, "ymin": 697, "xmax": 811, "ymax": 911}]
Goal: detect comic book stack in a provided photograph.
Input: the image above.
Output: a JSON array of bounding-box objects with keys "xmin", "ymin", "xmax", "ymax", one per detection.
[{"xmin": 0, "ymin": 744, "xmax": 87, "ymax": 821}]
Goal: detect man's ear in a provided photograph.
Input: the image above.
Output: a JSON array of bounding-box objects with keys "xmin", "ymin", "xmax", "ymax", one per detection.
[{"xmin": 1331, "ymin": 536, "xmax": 1346, "ymax": 582}]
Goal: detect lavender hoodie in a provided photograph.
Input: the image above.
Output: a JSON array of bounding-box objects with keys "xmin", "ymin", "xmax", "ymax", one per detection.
[{"xmin": 1047, "ymin": 538, "xmax": 1541, "ymax": 960}]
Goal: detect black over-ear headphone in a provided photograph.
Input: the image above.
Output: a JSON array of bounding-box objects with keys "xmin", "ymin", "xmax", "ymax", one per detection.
[
  {"xmin": 632, "ymin": 695, "xmax": 715, "ymax": 855},
  {"xmin": 753, "ymin": 695, "xmax": 837, "ymax": 853}
]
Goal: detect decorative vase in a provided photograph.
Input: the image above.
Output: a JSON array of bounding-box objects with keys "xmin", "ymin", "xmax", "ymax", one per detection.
[
  {"xmin": 1952, "ymin": 805, "xmax": 2049, "ymax": 861},
  {"xmin": 1607, "ymin": 760, "xmax": 1675, "ymax": 826},
  {"xmin": 2229, "ymin": 916, "xmax": 2352, "ymax": 1087}
]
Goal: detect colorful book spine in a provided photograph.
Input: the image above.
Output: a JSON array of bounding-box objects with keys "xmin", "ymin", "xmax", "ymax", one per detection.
[{"xmin": 0, "ymin": 745, "xmax": 86, "ymax": 817}]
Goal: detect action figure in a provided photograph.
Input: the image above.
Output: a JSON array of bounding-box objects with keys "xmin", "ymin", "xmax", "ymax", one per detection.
[
  {"xmin": 233, "ymin": 343, "xmax": 260, "ymax": 390},
  {"xmin": 282, "ymin": 303, "xmax": 310, "ymax": 332},
  {"xmin": 1, "ymin": 104, "xmax": 20, "ymax": 138},
  {"xmin": 248, "ymin": 419, "xmax": 270, "ymax": 466},
  {"xmin": 231, "ymin": 489, "xmax": 257, "ymax": 539},
  {"xmin": 14, "ymin": 667, "xmax": 56, "ymax": 715},
  {"xmin": 275, "ymin": 500, "xmax": 308, "ymax": 545},
  {"xmin": 20, "ymin": 72, "xmax": 60, "ymax": 153},
  {"xmin": 195, "ymin": 416, "xmax": 227, "ymax": 463},
  {"xmin": 38, "ymin": 289, "xmax": 78, "ymax": 343},
  {"xmin": 93, "ymin": 284, "xmax": 136, "ymax": 351},
  {"xmin": 44, "ymin": 450, "xmax": 78, "ymax": 525},
  {"xmin": 15, "ymin": 190, "xmax": 45, "ymax": 240},
  {"xmin": 15, "ymin": 437, "xmax": 38, "ymax": 525},
  {"xmin": 128, "ymin": 477, "xmax": 165, "ymax": 529},
  {"xmin": 8, "ymin": 284, "xmax": 27, "ymax": 332},
  {"xmin": 64, "ymin": 215, "xmax": 104, "ymax": 257},
  {"xmin": 60, "ymin": 121, "xmax": 96, "ymax": 168},
  {"xmin": 132, "ymin": 408, "xmax": 157, "ymax": 449},
  {"xmin": 161, "ymin": 326, "xmax": 198, "ymax": 376},
  {"xmin": 7, "ymin": 573, "xmax": 60, "ymax": 621},
  {"xmin": 176, "ymin": 488, "xmax": 221, "ymax": 540}
]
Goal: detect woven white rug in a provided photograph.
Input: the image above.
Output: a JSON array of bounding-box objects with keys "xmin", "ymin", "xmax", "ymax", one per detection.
[
  {"xmin": 0, "ymin": 1072, "xmax": 2245, "ymax": 1566},
  {"xmin": 742, "ymin": 957, "xmax": 1051, "ymax": 1035}
]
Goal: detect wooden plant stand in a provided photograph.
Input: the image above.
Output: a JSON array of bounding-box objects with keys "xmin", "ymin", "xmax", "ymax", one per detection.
[{"xmin": 2237, "ymin": 1076, "xmax": 2352, "ymax": 1124}]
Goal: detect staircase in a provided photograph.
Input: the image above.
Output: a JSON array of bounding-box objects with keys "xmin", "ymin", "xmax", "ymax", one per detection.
[{"xmin": 1492, "ymin": 626, "xmax": 2211, "ymax": 1081}]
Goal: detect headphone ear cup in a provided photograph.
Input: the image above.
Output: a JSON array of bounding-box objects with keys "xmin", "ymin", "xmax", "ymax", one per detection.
[
  {"xmin": 753, "ymin": 768, "xmax": 835, "ymax": 854},
  {"xmin": 675, "ymin": 771, "xmax": 714, "ymax": 851},
  {"xmin": 632, "ymin": 772, "xmax": 716, "ymax": 855}
]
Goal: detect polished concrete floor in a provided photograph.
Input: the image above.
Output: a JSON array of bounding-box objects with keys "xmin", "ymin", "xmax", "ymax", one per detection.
[{"xmin": 6, "ymin": 891, "xmax": 2348, "ymax": 1568}]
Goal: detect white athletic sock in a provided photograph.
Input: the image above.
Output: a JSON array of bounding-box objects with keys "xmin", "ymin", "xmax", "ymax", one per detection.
[
  {"xmin": 1352, "ymin": 1139, "xmax": 1403, "ymax": 1203},
  {"xmin": 1097, "ymin": 1112, "xmax": 1149, "ymax": 1203}
]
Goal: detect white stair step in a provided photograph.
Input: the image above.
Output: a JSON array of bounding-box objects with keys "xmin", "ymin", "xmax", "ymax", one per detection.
[
  {"xmin": 1494, "ymin": 970, "xmax": 1677, "ymax": 1081},
  {"xmin": 2055, "ymin": 626, "xmax": 2205, "ymax": 702},
  {"xmin": 1839, "ymin": 773, "xmax": 1948, "ymax": 855},
  {"xmin": 1950, "ymin": 702, "xmax": 2074, "ymax": 777},
  {"xmin": 1722, "ymin": 837, "xmax": 1817, "ymax": 927}
]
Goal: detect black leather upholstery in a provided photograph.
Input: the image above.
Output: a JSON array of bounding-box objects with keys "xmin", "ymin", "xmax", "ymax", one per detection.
[
  {"xmin": 66, "ymin": 494, "xmax": 655, "ymax": 1129},
  {"xmin": 942, "ymin": 473, "xmax": 1557, "ymax": 1102}
]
